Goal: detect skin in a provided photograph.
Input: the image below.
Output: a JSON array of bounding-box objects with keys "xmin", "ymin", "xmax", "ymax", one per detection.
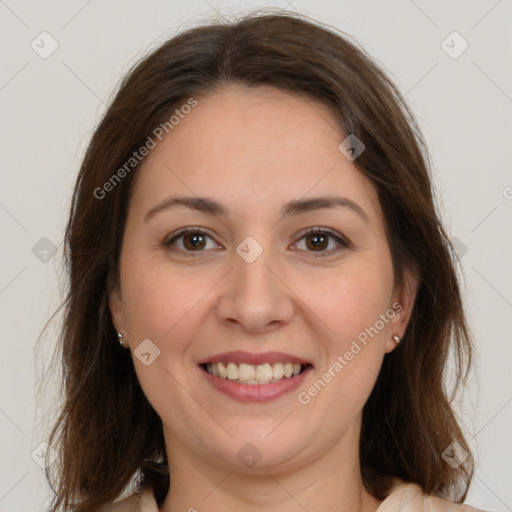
[{"xmin": 110, "ymin": 84, "xmax": 417, "ymax": 512}]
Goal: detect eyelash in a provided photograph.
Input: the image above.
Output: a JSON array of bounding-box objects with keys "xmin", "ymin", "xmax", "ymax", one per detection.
[{"xmin": 163, "ymin": 227, "xmax": 350, "ymax": 258}]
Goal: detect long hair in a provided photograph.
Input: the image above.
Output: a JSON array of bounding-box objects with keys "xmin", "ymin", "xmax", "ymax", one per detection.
[{"xmin": 45, "ymin": 10, "xmax": 473, "ymax": 511}]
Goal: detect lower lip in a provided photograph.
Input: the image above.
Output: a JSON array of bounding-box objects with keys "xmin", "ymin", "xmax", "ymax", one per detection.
[{"xmin": 201, "ymin": 366, "xmax": 313, "ymax": 402}]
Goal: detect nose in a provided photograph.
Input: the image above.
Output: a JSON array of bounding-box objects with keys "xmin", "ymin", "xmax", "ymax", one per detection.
[{"xmin": 216, "ymin": 243, "xmax": 294, "ymax": 334}]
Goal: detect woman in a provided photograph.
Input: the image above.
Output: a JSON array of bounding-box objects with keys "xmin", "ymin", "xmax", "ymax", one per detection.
[{"xmin": 45, "ymin": 11, "xmax": 487, "ymax": 512}]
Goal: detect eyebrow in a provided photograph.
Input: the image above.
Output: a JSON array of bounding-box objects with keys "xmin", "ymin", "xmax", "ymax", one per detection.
[{"xmin": 145, "ymin": 195, "xmax": 368, "ymax": 222}]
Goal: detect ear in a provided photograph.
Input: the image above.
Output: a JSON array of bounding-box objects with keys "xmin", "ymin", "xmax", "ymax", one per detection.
[
  {"xmin": 385, "ymin": 269, "xmax": 419, "ymax": 354},
  {"xmin": 109, "ymin": 285, "xmax": 126, "ymax": 338}
]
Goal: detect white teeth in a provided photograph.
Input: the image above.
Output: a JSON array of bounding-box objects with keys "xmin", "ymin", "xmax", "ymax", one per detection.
[
  {"xmin": 217, "ymin": 362, "xmax": 227, "ymax": 379},
  {"xmin": 239, "ymin": 363, "xmax": 256, "ymax": 381},
  {"xmin": 204, "ymin": 361, "xmax": 306, "ymax": 384},
  {"xmin": 226, "ymin": 362, "xmax": 239, "ymax": 380},
  {"xmin": 256, "ymin": 363, "xmax": 272, "ymax": 381},
  {"xmin": 272, "ymin": 362, "xmax": 284, "ymax": 380}
]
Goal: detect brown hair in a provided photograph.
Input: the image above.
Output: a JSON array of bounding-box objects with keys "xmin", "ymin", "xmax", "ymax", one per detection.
[{"xmin": 45, "ymin": 10, "xmax": 474, "ymax": 511}]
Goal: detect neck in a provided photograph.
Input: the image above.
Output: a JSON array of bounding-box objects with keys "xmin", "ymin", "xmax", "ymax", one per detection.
[{"xmin": 158, "ymin": 421, "xmax": 383, "ymax": 512}]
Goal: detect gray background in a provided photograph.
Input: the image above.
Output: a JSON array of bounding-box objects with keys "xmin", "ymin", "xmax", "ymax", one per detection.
[{"xmin": 0, "ymin": 1, "xmax": 511, "ymax": 511}]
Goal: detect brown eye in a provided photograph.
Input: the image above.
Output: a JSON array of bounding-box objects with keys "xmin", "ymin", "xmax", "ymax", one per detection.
[
  {"xmin": 182, "ymin": 232, "xmax": 207, "ymax": 250},
  {"xmin": 164, "ymin": 228, "xmax": 219, "ymax": 253},
  {"xmin": 305, "ymin": 233, "xmax": 329, "ymax": 251},
  {"xmin": 293, "ymin": 228, "xmax": 349, "ymax": 257}
]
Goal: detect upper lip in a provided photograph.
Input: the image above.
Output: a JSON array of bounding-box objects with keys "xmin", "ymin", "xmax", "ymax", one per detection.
[{"xmin": 199, "ymin": 351, "xmax": 312, "ymax": 367}]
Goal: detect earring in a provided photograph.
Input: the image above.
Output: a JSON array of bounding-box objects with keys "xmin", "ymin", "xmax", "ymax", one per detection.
[
  {"xmin": 393, "ymin": 334, "xmax": 401, "ymax": 344},
  {"xmin": 118, "ymin": 332, "xmax": 126, "ymax": 347}
]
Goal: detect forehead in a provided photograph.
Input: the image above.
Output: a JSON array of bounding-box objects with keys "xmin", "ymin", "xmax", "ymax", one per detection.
[{"xmin": 129, "ymin": 84, "xmax": 382, "ymax": 225}]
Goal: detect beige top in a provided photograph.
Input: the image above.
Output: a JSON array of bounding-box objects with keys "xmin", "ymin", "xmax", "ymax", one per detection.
[{"xmin": 104, "ymin": 480, "xmax": 489, "ymax": 511}]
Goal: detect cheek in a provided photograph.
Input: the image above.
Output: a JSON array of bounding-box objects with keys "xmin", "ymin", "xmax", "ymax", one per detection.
[
  {"xmin": 298, "ymin": 259, "xmax": 394, "ymax": 345},
  {"xmin": 119, "ymin": 254, "xmax": 209, "ymax": 412},
  {"xmin": 118, "ymin": 252, "xmax": 229, "ymax": 385},
  {"xmin": 119, "ymin": 249, "xmax": 201, "ymax": 343},
  {"xmin": 293, "ymin": 263, "xmax": 394, "ymax": 419}
]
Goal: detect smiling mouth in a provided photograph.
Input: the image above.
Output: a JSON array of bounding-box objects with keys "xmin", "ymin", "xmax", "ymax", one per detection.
[{"xmin": 200, "ymin": 362, "xmax": 311, "ymax": 385}]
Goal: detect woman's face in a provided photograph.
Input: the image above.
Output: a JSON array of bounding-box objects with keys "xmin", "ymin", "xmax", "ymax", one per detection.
[{"xmin": 111, "ymin": 84, "xmax": 415, "ymax": 473}]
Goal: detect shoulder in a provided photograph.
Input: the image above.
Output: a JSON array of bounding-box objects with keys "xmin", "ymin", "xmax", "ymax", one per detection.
[
  {"xmin": 377, "ymin": 481, "xmax": 491, "ymax": 512},
  {"xmin": 97, "ymin": 488, "xmax": 158, "ymax": 512}
]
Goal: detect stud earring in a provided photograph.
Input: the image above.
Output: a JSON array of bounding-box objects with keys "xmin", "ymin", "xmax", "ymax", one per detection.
[
  {"xmin": 393, "ymin": 334, "xmax": 401, "ymax": 344},
  {"xmin": 118, "ymin": 332, "xmax": 126, "ymax": 347}
]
